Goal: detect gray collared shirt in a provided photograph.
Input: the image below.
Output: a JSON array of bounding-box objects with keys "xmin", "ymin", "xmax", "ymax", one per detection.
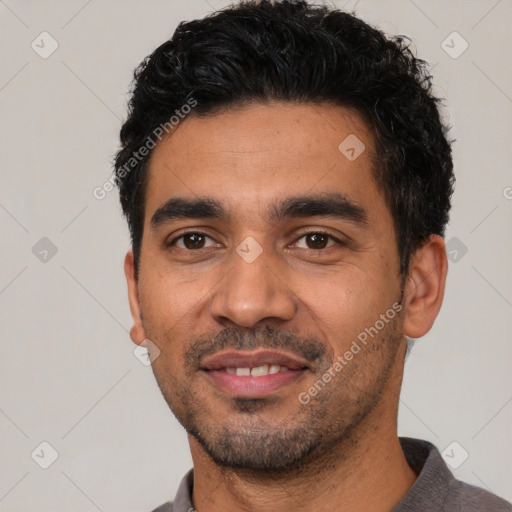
[{"xmin": 151, "ymin": 437, "xmax": 512, "ymax": 512}]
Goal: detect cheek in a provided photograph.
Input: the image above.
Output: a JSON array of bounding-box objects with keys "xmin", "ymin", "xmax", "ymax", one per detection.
[
  {"xmin": 138, "ymin": 274, "xmax": 184, "ymax": 347},
  {"xmin": 138, "ymin": 268, "xmax": 214, "ymax": 358},
  {"xmin": 139, "ymin": 265, "xmax": 195, "ymax": 320},
  {"xmin": 297, "ymin": 267, "xmax": 397, "ymax": 355}
]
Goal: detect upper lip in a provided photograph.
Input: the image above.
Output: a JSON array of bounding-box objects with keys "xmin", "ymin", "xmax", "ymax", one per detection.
[{"xmin": 200, "ymin": 349, "xmax": 310, "ymax": 371}]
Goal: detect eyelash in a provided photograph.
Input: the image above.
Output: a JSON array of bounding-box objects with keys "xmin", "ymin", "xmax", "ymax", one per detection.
[{"xmin": 167, "ymin": 230, "xmax": 344, "ymax": 251}]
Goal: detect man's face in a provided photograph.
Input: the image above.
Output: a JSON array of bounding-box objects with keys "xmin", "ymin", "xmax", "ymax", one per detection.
[{"xmin": 128, "ymin": 102, "xmax": 407, "ymax": 471}]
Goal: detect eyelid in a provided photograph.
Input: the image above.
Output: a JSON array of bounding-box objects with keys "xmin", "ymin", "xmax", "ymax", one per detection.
[
  {"xmin": 165, "ymin": 229, "xmax": 346, "ymax": 250},
  {"xmin": 291, "ymin": 229, "xmax": 345, "ymax": 249},
  {"xmin": 166, "ymin": 230, "xmax": 217, "ymax": 248}
]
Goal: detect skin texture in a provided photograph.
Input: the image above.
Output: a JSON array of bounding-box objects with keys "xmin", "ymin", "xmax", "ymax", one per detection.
[{"xmin": 124, "ymin": 102, "xmax": 448, "ymax": 512}]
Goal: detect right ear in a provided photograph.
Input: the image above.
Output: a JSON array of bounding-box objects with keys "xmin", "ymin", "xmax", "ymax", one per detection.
[{"xmin": 124, "ymin": 251, "xmax": 147, "ymax": 346}]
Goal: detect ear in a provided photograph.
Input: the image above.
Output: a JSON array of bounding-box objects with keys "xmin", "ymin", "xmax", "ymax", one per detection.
[
  {"xmin": 124, "ymin": 251, "xmax": 147, "ymax": 346},
  {"xmin": 402, "ymin": 234, "xmax": 448, "ymax": 339}
]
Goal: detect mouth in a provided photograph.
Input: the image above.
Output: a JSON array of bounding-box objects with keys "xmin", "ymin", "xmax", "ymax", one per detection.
[{"xmin": 200, "ymin": 349, "xmax": 310, "ymax": 398}]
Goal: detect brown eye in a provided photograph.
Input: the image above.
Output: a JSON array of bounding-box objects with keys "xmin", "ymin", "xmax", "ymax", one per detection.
[
  {"xmin": 169, "ymin": 232, "xmax": 216, "ymax": 250},
  {"xmin": 182, "ymin": 233, "xmax": 205, "ymax": 249},
  {"xmin": 294, "ymin": 232, "xmax": 340, "ymax": 250},
  {"xmin": 305, "ymin": 233, "xmax": 328, "ymax": 249}
]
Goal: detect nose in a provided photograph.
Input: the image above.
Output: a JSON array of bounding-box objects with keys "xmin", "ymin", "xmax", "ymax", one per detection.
[{"xmin": 209, "ymin": 247, "xmax": 297, "ymax": 329}]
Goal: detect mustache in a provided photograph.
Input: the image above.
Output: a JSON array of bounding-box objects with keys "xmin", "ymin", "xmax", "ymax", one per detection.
[{"xmin": 184, "ymin": 324, "xmax": 329, "ymax": 370}]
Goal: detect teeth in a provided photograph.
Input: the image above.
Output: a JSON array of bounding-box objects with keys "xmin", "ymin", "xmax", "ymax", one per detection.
[
  {"xmin": 225, "ymin": 365, "xmax": 290, "ymax": 376},
  {"xmin": 251, "ymin": 364, "xmax": 269, "ymax": 377}
]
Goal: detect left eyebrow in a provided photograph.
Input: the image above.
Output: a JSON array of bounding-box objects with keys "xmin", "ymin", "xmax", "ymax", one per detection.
[
  {"xmin": 150, "ymin": 192, "xmax": 368, "ymax": 229},
  {"xmin": 268, "ymin": 192, "xmax": 368, "ymax": 226}
]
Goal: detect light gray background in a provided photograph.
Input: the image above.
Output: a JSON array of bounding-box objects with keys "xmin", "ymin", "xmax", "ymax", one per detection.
[{"xmin": 1, "ymin": 1, "xmax": 511, "ymax": 511}]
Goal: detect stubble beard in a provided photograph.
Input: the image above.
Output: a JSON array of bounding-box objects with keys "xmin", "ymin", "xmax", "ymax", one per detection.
[{"xmin": 151, "ymin": 317, "xmax": 404, "ymax": 475}]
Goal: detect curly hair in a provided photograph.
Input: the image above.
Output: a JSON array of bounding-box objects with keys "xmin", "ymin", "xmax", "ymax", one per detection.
[{"xmin": 114, "ymin": 0, "xmax": 454, "ymax": 276}]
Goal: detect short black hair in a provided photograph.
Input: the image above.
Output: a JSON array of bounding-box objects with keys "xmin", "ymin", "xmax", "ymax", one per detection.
[{"xmin": 114, "ymin": 0, "xmax": 454, "ymax": 276}]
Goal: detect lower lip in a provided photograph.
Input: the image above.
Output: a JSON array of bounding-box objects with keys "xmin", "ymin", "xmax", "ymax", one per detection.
[{"xmin": 203, "ymin": 369, "xmax": 306, "ymax": 398}]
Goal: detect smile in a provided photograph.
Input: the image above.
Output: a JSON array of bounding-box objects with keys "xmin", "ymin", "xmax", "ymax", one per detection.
[
  {"xmin": 224, "ymin": 364, "xmax": 291, "ymax": 376},
  {"xmin": 201, "ymin": 349, "xmax": 309, "ymax": 398}
]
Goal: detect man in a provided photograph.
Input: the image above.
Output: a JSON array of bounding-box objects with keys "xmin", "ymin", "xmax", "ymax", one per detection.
[{"xmin": 114, "ymin": 1, "xmax": 511, "ymax": 511}]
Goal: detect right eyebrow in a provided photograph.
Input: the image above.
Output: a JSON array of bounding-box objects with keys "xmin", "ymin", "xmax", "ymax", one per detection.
[{"xmin": 150, "ymin": 197, "xmax": 229, "ymax": 229}]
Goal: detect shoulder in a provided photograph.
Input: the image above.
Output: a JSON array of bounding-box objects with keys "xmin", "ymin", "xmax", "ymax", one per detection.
[
  {"xmin": 397, "ymin": 437, "xmax": 512, "ymax": 511},
  {"xmin": 444, "ymin": 479, "xmax": 512, "ymax": 511},
  {"xmin": 150, "ymin": 502, "xmax": 173, "ymax": 512},
  {"xmin": 148, "ymin": 468, "xmax": 194, "ymax": 512}
]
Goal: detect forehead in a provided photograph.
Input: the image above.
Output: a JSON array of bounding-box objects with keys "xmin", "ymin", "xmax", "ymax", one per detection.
[{"xmin": 144, "ymin": 102, "xmax": 386, "ymax": 225}]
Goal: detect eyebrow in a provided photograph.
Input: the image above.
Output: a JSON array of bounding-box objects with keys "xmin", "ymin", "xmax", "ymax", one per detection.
[{"xmin": 150, "ymin": 193, "xmax": 368, "ymax": 229}]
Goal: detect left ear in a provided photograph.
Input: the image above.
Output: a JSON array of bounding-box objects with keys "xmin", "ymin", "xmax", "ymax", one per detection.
[{"xmin": 402, "ymin": 234, "xmax": 448, "ymax": 339}]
